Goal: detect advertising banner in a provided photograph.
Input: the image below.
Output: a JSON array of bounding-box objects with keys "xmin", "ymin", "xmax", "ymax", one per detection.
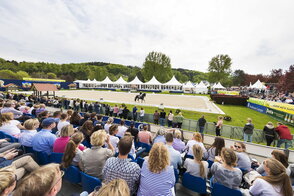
[
  {"xmin": 247, "ymin": 102, "xmax": 267, "ymax": 114},
  {"xmin": 248, "ymin": 98, "xmax": 294, "ymax": 115},
  {"xmin": 265, "ymin": 107, "xmax": 294, "ymax": 125},
  {"xmin": 217, "ymin": 90, "xmax": 240, "ymax": 95}
]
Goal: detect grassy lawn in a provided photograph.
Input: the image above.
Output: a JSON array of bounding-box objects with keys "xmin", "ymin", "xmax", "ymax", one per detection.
[{"xmin": 102, "ymin": 101, "xmax": 294, "ymax": 133}]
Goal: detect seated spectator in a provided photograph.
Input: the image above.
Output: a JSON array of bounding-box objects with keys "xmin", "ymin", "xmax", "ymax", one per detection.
[
  {"xmin": 153, "ymin": 128, "xmax": 166, "ymax": 144},
  {"xmin": 172, "ymin": 129, "xmax": 185, "ymax": 153},
  {"xmin": 165, "ymin": 133, "xmax": 182, "ymax": 171},
  {"xmin": 61, "ymin": 132, "xmax": 84, "ymax": 168},
  {"xmin": 70, "ymin": 111, "xmax": 82, "ymax": 127},
  {"xmin": 0, "ymin": 166, "xmax": 17, "ymax": 196},
  {"xmin": 104, "ymin": 117, "xmax": 114, "ymax": 133},
  {"xmin": 184, "ymin": 144, "xmax": 208, "ymax": 178},
  {"xmin": 124, "ymin": 132, "xmax": 136, "ymax": 158},
  {"xmin": 126, "ymin": 122, "xmax": 139, "ymax": 142},
  {"xmin": 0, "ymin": 149, "xmax": 40, "ymax": 180},
  {"xmin": 91, "ymin": 179, "xmax": 130, "ymax": 196},
  {"xmin": 116, "ymin": 120, "xmax": 128, "ymax": 137},
  {"xmin": 0, "ymin": 139, "xmax": 21, "ymax": 153},
  {"xmin": 108, "ymin": 125, "xmax": 119, "ymax": 152},
  {"xmin": 137, "ymin": 143, "xmax": 175, "ymax": 196},
  {"xmin": 31, "ymin": 104, "xmax": 39, "ymax": 117},
  {"xmin": 257, "ymin": 150, "xmax": 291, "ymax": 176},
  {"xmin": 53, "ymin": 125, "xmax": 79, "ymax": 153},
  {"xmin": 138, "ymin": 124, "xmax": 152, "ymax": 144},
  {"xmin": 13, "ymin": 163, "xmax": 63, "ymax": 196},
  {"xmin": 52, "ymin": 111, "xmax": 61, "ymax": 122},
  {"xmin": 275, "ymin": 122, "xmax": 293, "ymax": 149},
  {"xmin": 249, "ymin": 158, "xmax": 293, "ymax": 196},
  {"xmin": 185, "ymin": 132, "xmax": 206, "ymax": 156},
  {"xmin": 18, "ymin": 102, "xmax": 26, "ymax": 112},
  {"xmin": 80, "ymin": 130, "xmax": 114, "ymax": 179},
  {"xmin": 79, "ymin": 113, "xmax": 90, "ymax": 126},
  {"xmin": 35, "ymin": 104, "xmax": 46, "ymax": 117},
  {"xmin": 0, "ymin": 112, "xmax": 24, "ymax": 137},
  {"xmin": 211, "ymin": 148, "xmax": 242, "ymax": 190},
  {"xmin": 0, "ymin": 101, "xmax": 22, "ymax": 119},
  {"xmin": 18, "ymin": 119, "xmax": 39, "ymax": 147},
  {"xmin": 67, "ymin": 109, "xmax": 74, "ymax": 120},
  {"xmin": 204, "ymin": 137, "xmax": 225, "ymax": 161},
  {"xmin": 94, "ymin": 114, "xmax": 105, "ymax": 127},
  {"xmin": 38, "ymin": 110, "xmax": 50, "ymax": 126},
  {"xmin": 103, "ymin": 136, "xmax": 140, "ymax": 195},
  {"xmin": 232, "ymin": 142, "xmax": 251, "ymax": 171},
  {"xmin": 79, "ymin": 120, "xmax": 94, "ymax": 144},
  {"xmin": 57, "ymin": 113, "xmax": 70, "ymax": 132},
  {"xmin": 31, "ymin": 118, "xmax": 57, "ymax": 155}
]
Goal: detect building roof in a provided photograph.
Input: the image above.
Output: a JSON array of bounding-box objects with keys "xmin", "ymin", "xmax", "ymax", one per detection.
[
  {"xmin": 128, "ymin": 76, "xmax": 143, "ymax": 85},
  {"xmin": 144, "ymin": 76, "xmax": 162, "ymax": 85},
  {"xmin": 113, "ymin": 76, "xmax": 128, "ymax": 84},
  {"xmin": 163, "ymin": 76, "xmax": 182, "ymax": 86},
  {"xmin": 3, "ymin": 83, "xmax": 19, "ymax": 88},
  {"xmin": 31, "ymin": 83, "xmax": 58, "ymax": 91}
]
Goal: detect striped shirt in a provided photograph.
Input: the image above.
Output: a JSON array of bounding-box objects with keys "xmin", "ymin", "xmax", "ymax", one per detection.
[{"xmin": 137, "ymin": 161, "xmax": 175, "ymax": 196}]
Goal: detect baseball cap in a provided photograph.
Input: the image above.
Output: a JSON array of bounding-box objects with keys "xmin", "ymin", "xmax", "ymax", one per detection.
[{"xmin": 41, "ymin": 118, "xmax": 56, "ymax": 127}]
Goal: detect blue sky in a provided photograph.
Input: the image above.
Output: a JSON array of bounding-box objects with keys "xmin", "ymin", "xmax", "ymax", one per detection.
[{"xmin": 0, "ymin": 0, "xmax": 293, "ymax": 74}]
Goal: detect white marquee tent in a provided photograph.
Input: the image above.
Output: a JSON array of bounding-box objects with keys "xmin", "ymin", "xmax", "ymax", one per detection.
[
  {"xmin": 195, "ymin": 81, "xmax": 208, "ymax": 94},
  {"xmin": 212, "ymin": 82, "xmax": 225, "ymax": 89},
  {"xmin": 162, "ymin": 76, "xmax": 183, "ymax": 91},
  {"xmin": 141, "ymin": 76, "xmax": 162, "ymax": 90},
  {"xmin": 250, "ymin": 80, "xmax": 266, "ymax": 89},
  {"xmin": 183, "ymin": 81, "xmax": 195, "ymax": 93}
]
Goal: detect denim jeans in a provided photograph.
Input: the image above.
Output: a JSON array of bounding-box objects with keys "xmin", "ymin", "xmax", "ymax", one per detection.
[
  {"xmin": 139, "ymin": 116, "xmax": 144, "ymax": 122},
  {"xmin": 199, "ymin": 126, "xmax": 205, "ymax": 134},
  {"xmin": 244, "ymin": 133, "xmax": 253, "ymax": 142},
  {"xmin": 159, "ymin": 118, "xmax": 165, "ymax": 126},
  {"xmin": 277, "ymin": 139, "xmax": 292, "ymax": 149}
]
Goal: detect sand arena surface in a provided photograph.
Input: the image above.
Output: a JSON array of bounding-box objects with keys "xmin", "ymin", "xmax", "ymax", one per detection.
[{"xmin": 55, "ymin": 90, "xmax": 224, "ymax": 114}]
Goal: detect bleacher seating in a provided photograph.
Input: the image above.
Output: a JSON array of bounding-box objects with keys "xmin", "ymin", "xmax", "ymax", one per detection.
[
  {"xmin": 63, "ymin": 166, "xmax": 82, "ymax": 184},
  {"xmin": 81, "ymin": 172, "xmax": 102, "ymax": 193},
  {"xmin": 182, "ymin": 173, "xmax": 207, "ymax": 194},
  {"xmin": 211, "ymin": 183, "xmax": 242, "ymax": 196},
  {"xmin": 49, "ymin": 152, "xmax": 63, "ymax": 163}
]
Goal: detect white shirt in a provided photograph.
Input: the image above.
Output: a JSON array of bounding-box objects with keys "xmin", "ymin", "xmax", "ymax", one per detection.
[
  {"xmin": 109, "ymin": 135, "xmax": 119, "ymax": 153},
  {"xmin": 140, "ymin": 110, "xmax": 145, "ymax": 117},
  {"xmin": 0, "ymin": 120, "xmax": 21, "ymax": 136},
  {"xmin": 185, "ymin": 140, "xmax": 207, "ymax": 156},
  {"xmin": 168, "ymin": 113, "xmax": 174, "ymax": 121},
  {"xmin": 116, "ymin": 125, "xmax": 128, "ymax": 137},
  {"xmin": 57, "ymin": 120, "xmax": 70, "ymax": 132},
  {"xmin": 249, "ymin": 178, "xmax": 283, "ymax": 196},
  {"xmin": 104, "ymin": 123, "xmax": 112, "ymax": 133},
  {"xmin": 184, "ymin": 159, "xmax": 208, "ymax": 178}
]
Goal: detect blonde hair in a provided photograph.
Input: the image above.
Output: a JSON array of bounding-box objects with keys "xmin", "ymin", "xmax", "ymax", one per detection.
[
  {"xmin": 24, "ymin": 119, "xmax": 39, "ymax": 130},
  {"xmin": 260, "ymin": 158, "xmax": 293, "ymax": 196},
  {"xmin": 0, "ymin": 112, "xmax": 14, "ymax": 126},
  {"xmin": 247, "ymin": 118, "xmax": 252, "ymax": 123},
  {"xmin": 193, "ymin": 132, "xmax": 202, "ymax": 142},
  {"xmin": 148, "ymin": 143, "xmax": 170, "ymax": 173},
  {"xmin": 174, "ymin": 129, "xmax": 182, "ymax": 139},
  {"xmin": 93, "ymin": 179, "xmax": 130, "ymax": 196},
  {"xmin": 14, "ymin": 164, "xmax": 60, "ymax": 196},
  {"xmin": 91, "ymin": 130, "xmax": 107, "ymax": 146},
  {"xmin": 60, "ymin": 124, "xmax": 74, "ymax": 137},
  {"xmin": 218, "ymin": 116, "xmax": 223, "ymax": 120},
  {"xmin": 192, "ymin": 144, "xmax": 205, "ymax": 178},
  {"xmin": 221, "ymin": 148, "xmax": 237, "ymax": 167},
  {"xmin": 0, "ymin": 166, "xmax": 16, "ymax": 195}
]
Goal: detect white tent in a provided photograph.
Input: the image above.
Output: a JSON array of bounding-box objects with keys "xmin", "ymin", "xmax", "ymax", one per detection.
[
  {"xmin": 142, "ymin": 76, "xmax": 162, "ymax": 90},
  {"xmin": 99, "ymin": 76, "xmax": 113, "ymax": 88},
  {"xmin": 195, "ymin": 81, "xmax": 208, "ymax": 94},
  {"xmin": 251, "ymin": 80, "xmax": 266, "ymax": 89},
  {"xmin": 162, "ymin": 76, "xmax": 183, "ymax": 90},
  {"xmin": 113, "ymin": 76, "xmax": 127, "ymax": 85},
  {"xmin": 128, "ymin": 76, "xmax": 143, "ymax": 85},
  {"xmin": 213, "ymin": 82, "xmax": 225, "ymax": 89},
  {"xmin": 183, "ymin": 81, "xmax": 195, "ymax": 93}
]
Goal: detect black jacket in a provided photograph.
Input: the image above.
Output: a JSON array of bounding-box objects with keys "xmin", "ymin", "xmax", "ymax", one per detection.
[
  {"xmin": 243, "ymin": 123, "xmax": 254, "ymax": 134},
  {"xmin": 263, "ymin": 125, "xmax": 275, "ymax": 137},
  {"xmin": 198, "ymin": 117, "xmax": 206, "ymax": 127}
]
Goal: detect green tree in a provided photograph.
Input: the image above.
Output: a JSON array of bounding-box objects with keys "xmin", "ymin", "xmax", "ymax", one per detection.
[
  {"xmin": 0, "ymin": 70, "xmax": 18, "ymax": 79},
  {"xmin": 142, "ymin": 51, "xmax": 172, "ymax": 83},
  {"xmin": 16, "ymin": 71, "xmax": 30, "ymax": 79},
  {"xmin": 208, "ymin": 54, "xmax": 232, "ymax": 83},
  {"xmin": 47, "ymin": 72, "xmax": 57, "ymax": 79},
  {"xmin": 231, "ymin": 69, "xmax": 245, "ymax": 86}
]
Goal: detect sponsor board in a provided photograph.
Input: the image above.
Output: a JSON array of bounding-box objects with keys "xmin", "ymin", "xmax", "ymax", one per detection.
[{"xmin": 248, "ymin": 98, "xmax": 294, "ymax": 115}]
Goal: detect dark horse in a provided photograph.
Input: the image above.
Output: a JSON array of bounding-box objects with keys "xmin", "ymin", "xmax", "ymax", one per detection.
[{"xmin": 134, "ymin": 92, "xmax": 146, "ymax": 102}]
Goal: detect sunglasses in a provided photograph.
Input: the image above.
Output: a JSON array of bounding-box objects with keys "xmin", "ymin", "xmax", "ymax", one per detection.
[{"xmin": 234, "ymin": 145, "xmax": 241, "ymax": 149}]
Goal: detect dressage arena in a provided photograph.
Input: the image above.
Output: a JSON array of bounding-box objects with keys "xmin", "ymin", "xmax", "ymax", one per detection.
[{"xmin": 55, "ymin": 90, "xmax": 224, "ymax": 114}]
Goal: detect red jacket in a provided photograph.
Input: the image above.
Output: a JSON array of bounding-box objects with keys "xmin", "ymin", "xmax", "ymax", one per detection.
[{"xmin": 275, "ymin": 125, "xmax": 293, "ymax": 140}]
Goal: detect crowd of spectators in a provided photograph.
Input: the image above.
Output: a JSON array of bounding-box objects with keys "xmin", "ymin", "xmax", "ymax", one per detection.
[{"xmin": 0, "ymin": 92, "xmax": 293, "ymax": 196}]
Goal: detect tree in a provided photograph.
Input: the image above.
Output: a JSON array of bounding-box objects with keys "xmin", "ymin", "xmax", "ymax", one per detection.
[
  {"xmin": 142, "ymin": 51, "xmax": 172, "ymax": 83},
  {"xmin": 0, "ymin": 70, "xmax": 18, "ymax": 79},
  {"xmin": 47, "ymin": 72, "xmax": 57, "ymax": 79},
  {"xmin": 278, "ymin": 65, "xmax": 294, "ymax": 92},
  {"xmin": 268, "ymin": 69, "xmax": 283, "ymax": 83},
  {"xmin": 16, "ymin": 71, "xmax": 30, "ymax": 80},
  {"xmin": 208, "ymin": 54, "xmax": 232, "ymax": 84},
  {"xmin": 231, "ymin": 69, "xmax": 245, "ymax": 86}
]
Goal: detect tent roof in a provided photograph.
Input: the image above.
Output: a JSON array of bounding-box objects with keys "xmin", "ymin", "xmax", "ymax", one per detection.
[
  {"xmin": 195, "ymin": 81, "xmax": 207, "ymax": 88},
  {"xmin": 183, "ymin": 81, "xmax": 195, "ymax": 88},
  {"xmin": 251, "ymin": 80, "xmax": 266, "ymax": 89},
  {"xmin": 100, "ymin": 76, "xmax": 113, "ymax": 84},
  {"xmin": 113, "ymin": 76, "xmax": 127, "ymax": 84},
  {"xmin": 213, "ymin": 82, "xmax": 225, "ymax": 89},
  {"xmin": 128, "ymin": 76, "xmax": 143, "ymax": 85},
  {"xmin": 144, "ymin": 76, "xmax": 162, "ymax": 85},
  {"xmin": 31, "ymin": 83, "xmax": 58, "ymax": 91},
  {"xmin": 163, "ymin": 76, "xmax": 182, "ymax": 86}
]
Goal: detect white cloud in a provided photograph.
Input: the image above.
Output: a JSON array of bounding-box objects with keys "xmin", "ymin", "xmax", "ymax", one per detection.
[{"xmin": 0, "ymin": 0, "xmax": 293, "ymax": 74}]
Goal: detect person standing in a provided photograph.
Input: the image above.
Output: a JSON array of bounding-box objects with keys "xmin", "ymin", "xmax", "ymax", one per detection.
[
  {"xmin": 198, "ymin": 115, "xmax": 206, "ymax": 140},
  {"xmin": 167, "ymin": 111, "xmax": 174, "ymax": 127},
  {"xmin": 153, "ymin": 110, "xmax": 159, "ymax": 125},
  {"xmin": 174, "ymin": 112, "xmax": 184, "ymax": 129},
  {"xmin": 243, "ymin": 118, "xmax": 254, "ymax": 142},
  {"xmin": 159, "ymin": 110, "xmax": 166, "ymax": 126},
  {"xmin": 263, "ymin": 122, "xmax": 276, "ymax": 146},
  {"xmin": 139, "ymin": 107, "xmax": 145, "ymax": 122},
  {"xmin": 215, "ymin": 116, "xmax": 223, "ymax": 136},
  {"xmin": 132, "ymin": 106, "xmax": 138, "ymax": 121},
  {"xmin": 275, "ymin": 122, "xmax": 293, "ymax": 149}
]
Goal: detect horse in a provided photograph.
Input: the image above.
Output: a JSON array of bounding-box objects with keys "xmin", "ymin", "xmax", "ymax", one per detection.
[{"xmin": 134, "ymin": 93, "xmax": 146, "ymax": 102}]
